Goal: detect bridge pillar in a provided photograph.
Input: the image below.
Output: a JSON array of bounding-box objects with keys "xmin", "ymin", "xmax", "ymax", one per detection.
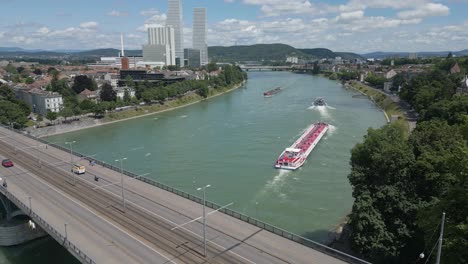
[{"xmin": 0, "ymin": 192, "xmax": 13, "ymax": 221}]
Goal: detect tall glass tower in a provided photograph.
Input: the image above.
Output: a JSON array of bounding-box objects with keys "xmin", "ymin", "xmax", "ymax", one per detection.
[
  {"xmin": 167, "ymin": 0, "xmax": 184, "ymax": 66},
  {"xmin": 193, "ymin": 8, "xmax": 208, "ymax": 66}
]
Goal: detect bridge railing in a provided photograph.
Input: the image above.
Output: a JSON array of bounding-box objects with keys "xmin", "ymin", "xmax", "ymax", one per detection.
[
  {"xmin": 0, "ymin": 186, "xmax": 96, "ymax": 264},
  {"xmin": 6, "ymin": 126, "xmax": 371, "ymax": 264}
]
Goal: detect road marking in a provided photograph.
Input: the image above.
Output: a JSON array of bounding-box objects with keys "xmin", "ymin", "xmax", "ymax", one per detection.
[{"xmin": 171, "ymin": 202, "xmax": 234, "ymax": 231}]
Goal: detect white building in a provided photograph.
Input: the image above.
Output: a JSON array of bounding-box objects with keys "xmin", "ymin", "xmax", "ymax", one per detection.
[
  {"xmin": 286, "ymin": 56, "xmax": 299, "ymax": 64},
  {"xmin": 167, "ymin": 0, "xmax": 184, "ymax": 67},
  {"xmin": 114, "ymin": 87, "xmax": 135, "ymax": 100},
  {"xmin": 143, "ymin": 27, "xmax": 176, "ymax": 66},
  {"xmin": 14, "ymin": 87, "xmax": 63, "ymax": 116},
  {"xmin": 193, "ymin": 8, "xmax": 208, "ymax": 66}
]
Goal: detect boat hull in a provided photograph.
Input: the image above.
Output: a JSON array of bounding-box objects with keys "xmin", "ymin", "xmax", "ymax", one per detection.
[{"xmin": 274, "ymin": 123, "xmax": 328, "ymax": 170}]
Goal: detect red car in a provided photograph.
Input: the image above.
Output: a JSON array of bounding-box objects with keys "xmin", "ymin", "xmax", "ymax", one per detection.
[{"xmin": 2, "ymin": 159, "xmax": 14, "ymax": 167}]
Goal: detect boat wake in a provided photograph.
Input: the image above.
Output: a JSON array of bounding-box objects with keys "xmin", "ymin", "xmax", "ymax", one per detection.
[
  {"xmin": 255, "ymin": 169, "xmax": 291, "ymax": 201},
  {"xmin": 324, "ymin": 125, "xmax": 337, "ymax": 139},
  {"xmin": 180, "ymin": 115, "xmax": 188, "ymax": 118},
  {"xmin": 308, "ymin": 105, "xmax": 330, "ymax": 118}
]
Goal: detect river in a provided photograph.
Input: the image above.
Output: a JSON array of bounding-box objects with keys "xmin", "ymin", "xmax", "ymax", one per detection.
[{"xmin": 1, "ymin": 72, "xmax": 386, "ymax": 263}]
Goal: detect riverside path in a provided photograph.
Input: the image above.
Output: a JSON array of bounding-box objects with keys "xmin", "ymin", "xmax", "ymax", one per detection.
[{"xmin": 0, "ymin": 126, "xmax": 365, "ymax": 264}]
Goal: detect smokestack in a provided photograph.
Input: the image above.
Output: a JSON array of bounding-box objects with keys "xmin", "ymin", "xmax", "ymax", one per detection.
[{"xmin": 120, "ymin": 33, "xmax": 125, "ymax": 57}]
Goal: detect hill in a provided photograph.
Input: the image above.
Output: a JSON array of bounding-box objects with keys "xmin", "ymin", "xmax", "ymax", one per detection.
[
  {"xmin": 362, "ymin": 49, "xmax": 468, "ymax": 59},
  {"xmin": 208, "ymin": 44, "xmax": 302, "ymax": 62}
]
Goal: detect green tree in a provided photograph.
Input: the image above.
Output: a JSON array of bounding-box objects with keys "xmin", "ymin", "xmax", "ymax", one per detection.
[
  {"xmin": 206, "ymin": 62, "xmax": 218, "ymax": 73},
  {"xmin": 79, "ymin": 99, "xmax": 96, "ymax": 113},
  {"xmin": 25, "ymin": 77, "xmax": 34, "ymax": 84},
  {"xmin": 46, "ymin": 111, "xmax": 58, "ymax": 121},
  {"xmin": 123, "ymin": 88, "xmax": 131, "ymax": 103},
  {"xmin": 0, "ymin": 100, "xmax": 29, "ymax": 127},
  {"xmin": 125, "ymin": 75, "xmax": 134, "ymax": 88},
  {"xmin": 33, "ymin": 68, "xmax": 43, "ymax": 75},
  {"xmin": 59, "ymin": 107, "xmax": 74, "ymax": 120},
  {"xmin": 72, "ymin": 75, "xmax": 97, "ymax": 94},
  {"xmin": 5, "ymin": 64, "xmax": 18, "ymax": 74},
  {"xmin": 100, "ymin": 83, "xmax": 117, "ymax": 102},
  {"xmin": 348, "ymin": 123, "xmax": 418, "ymax": 262}
]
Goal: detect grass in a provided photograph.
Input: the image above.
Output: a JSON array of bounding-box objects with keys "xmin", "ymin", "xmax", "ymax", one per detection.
[
  {"xmin": 349, "ymin": 81, "xmax": 410, "ymax": 134},
  {"xmin": 103, "ymin": 82, "xmax": 244, "ymax": 122}
]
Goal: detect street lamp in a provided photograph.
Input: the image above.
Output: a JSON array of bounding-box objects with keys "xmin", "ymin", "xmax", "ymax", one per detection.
[
  {"xmin": 115, "ymin": 157, "xmax": 127, "ymax": 209},
  {"xmin": 64, "ymin": 223, "xmax": 68, "ymax": 241},
  {"xmin": 196, "ymin": 184, "xmax": 211, "ymax": 257},
  {"xmin": 65, "ymin": 141, "xmax": 77, "ymax": 185},
  {"xmin": 28, "ymin": 196, "xmax": 32, "ymax": 213}
]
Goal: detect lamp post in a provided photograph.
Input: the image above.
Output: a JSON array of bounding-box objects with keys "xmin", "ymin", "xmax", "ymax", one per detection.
[
  {"xmin": 28, "ymin": 196, "xmax": 32, "ymax": 213},
  {"xmin": 65, "ymin": 141, "xmax": 77, "ymax": 185},
  {"xmin": 196, "ymin": 184, "xmax": 211, "ymax": 257},
  {"xmin": 435, "ymin": 212, "xmax": 446, "ymax": 264},
  {"xmin": 115, "ymin": 157, "xmax": 127, "ymax": 209}
]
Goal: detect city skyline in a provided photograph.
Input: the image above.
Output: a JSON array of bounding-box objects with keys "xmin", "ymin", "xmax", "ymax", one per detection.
[
  {"xmin": 0, "ymin": 0, "xmax": 467, "ymax": 52},
  {"xmin": 193, "ymin": 8, "xmax": 208, "ymax": 66}
]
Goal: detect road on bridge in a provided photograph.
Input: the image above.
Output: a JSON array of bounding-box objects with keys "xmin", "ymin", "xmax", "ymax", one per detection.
[{"xmin": 0, "ymin": 126, "xmax": 351, "ymax": 264}]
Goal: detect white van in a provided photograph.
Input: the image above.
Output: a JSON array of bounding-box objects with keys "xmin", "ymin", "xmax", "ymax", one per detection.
[{"xmin": 72, "ymin": 164, "xmax": 86, "ymax": 174}]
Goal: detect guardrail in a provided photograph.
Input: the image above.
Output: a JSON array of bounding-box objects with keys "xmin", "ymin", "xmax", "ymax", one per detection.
[
  {"xmin": 4, "ymin": 126, "xmax": 371, "ymax": 264},
  {"xmin": 0, "ymin": 186, "xmax": 96, "ymax": 264}
]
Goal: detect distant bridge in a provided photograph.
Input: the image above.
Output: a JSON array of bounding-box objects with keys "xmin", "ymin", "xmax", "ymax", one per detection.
[{"xmin": 239, "ymin": 65, "xmax": 315, "ymax": 72}]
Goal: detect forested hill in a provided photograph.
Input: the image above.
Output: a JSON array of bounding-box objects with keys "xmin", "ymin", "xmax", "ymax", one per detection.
[{"xmin": 208, "ymin": 44, "xmax": 363, "ymax": 62}]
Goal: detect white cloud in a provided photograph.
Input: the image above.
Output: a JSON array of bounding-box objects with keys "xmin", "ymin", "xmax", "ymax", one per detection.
[
  {"xmin": 335, "ymin": 10, "xmax": 364, "ymax": 22},
  {"xmin": 108, "ymin": 10, "xmax": 128, "ymax": 17},
  {"xmin": 37, "ymin": 27, "xmax": 50, "ymax": 35},
  {"xmin": 140, "ymin": 8, "xmax": 161, "ymax": 17},
  {"xmin": 79, "ymin": 21, "xmax": 98, "ymax": 29},
  {"xmin": 397, "ymin": 3, "xmax": 449, "ymax": 19}
]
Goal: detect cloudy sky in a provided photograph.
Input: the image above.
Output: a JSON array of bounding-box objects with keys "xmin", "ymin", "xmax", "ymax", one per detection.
[{"xmin": 0, "ymin": 0, "xmax": 467, "ymax": 53}]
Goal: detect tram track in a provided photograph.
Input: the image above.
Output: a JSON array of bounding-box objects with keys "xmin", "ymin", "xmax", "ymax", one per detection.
[{"xmin": 0, "ymin": 139, "xmax": 246, "ymax": 263}]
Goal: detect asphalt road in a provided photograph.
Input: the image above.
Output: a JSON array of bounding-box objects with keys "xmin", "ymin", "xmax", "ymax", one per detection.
[{"xmin": 0, "ymin": 127, "xmax": 349, "ymax": 264}]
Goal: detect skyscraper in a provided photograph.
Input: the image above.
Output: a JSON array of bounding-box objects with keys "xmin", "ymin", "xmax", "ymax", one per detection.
[
  {"xmin": 167, "ymin": 0, "xmax": 184, "ymax": 67},
  {"xmin": 193, "ymin": 8, "xmax": 208, "ymax": 66},
  {"xmin": 143, "ymin": 26, "xmax": 176, "ymax": 66}
]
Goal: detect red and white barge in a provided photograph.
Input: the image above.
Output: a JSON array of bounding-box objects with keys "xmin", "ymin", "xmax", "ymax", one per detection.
[{"xmin": 274, "ymin": 122, "xmax": 329, "ymax": 170}]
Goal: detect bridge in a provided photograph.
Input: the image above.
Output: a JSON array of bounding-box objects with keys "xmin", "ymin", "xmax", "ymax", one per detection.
[
  {"xmin": 238, "ymin": 65, "xmax": 316, "ymax": 72},
  {"xmin": 0, "ymin": 126, "xmax": 370, "ymax": 264}
]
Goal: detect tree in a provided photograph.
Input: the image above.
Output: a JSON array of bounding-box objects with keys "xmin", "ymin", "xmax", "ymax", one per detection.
[
  {"xmin": 79, "ymin": 99, "xmax": 96, "ymax": 113},
  {"xmin": 447, "ymin": 52, "xmax": 453, "ymax": 58},
  {"xmin": 197, "ymin": 84, "xmax": 209, "ymax": 98},
  {"xmin": 123, "ymin": 88, "xmax": 131, "ymax": 103},
  {"xmin": 0, "ymin": 100, "xmax": 29, "ymax": 127},
  {"xmin": 206, "ymin": 62, "xmax": 218, "ymax": 73},
  {"xmin": 25, "ymin": 77, "xmax": 34, "ymax": 84},
  {"xmin": 125, "ymin": 75, "xmax": 134, "ymax": 88},
  {"xmin": 100, "ymin": 83, "xmax": 117, "ymax": 102},
  {"xmin": 348, "ymin": 123, "xmax": 418, "ymax": 262},
  {"xmin": 33, "ymin": 68, "xmax": 43, "ymax": 75},
  {"xmin": 46, "ymin": 111, "xmax": 58, "ymax": 121},
  {"xmin": 72, "ymin": 75, "xmax": 97, "ymax": 94},
  {"xmin": 5, "ymin": 64, "xmax": 18, "ymax": 74},
  {"xmin": 59, "ymin": 107, "xmax": 74, "ymax": 120}
]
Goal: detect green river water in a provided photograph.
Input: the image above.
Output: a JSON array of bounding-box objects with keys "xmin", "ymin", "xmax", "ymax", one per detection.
[{"xmin": 1, "ymin": 72, "xmax": 386, "ymax": 263}]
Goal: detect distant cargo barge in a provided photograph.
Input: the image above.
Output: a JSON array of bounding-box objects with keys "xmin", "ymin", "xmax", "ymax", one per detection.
[{"xmin": 263, "ymin": 87, "xmax": 281, "ymax": 97}]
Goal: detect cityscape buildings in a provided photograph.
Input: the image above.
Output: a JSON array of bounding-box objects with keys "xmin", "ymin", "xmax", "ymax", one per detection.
[
  {"xmin": 142, "ymin": 26, "xmax": 176, "ymax": 66},
  {"xmin": 184, "ymin": 48, "xmax": 201, "ymax": 68},
  {"xmin": 167, "ymin": 0, "xmax": 184, "ymax": 67},
  {"xmin": 193, "ymin": 8, "xmax": 208, "ymax": 66}
]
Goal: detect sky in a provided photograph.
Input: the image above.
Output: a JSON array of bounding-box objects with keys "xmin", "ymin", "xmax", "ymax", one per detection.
[{"xmin": 0, "ymin": 0, "xmax": 467, "ymax": 53}]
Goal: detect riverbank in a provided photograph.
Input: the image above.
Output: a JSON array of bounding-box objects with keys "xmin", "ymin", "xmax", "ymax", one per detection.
[
  {"xmin": 29, "ymin": 81, "xmax": 246, "ymax": 138},
  {"xmin": 346, "ymin": 81, "xmax": 410, "ymax": 133}
]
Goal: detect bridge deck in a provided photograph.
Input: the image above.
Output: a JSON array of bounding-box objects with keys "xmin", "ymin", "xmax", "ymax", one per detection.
[{"xmin": 0, "ymin": 126, "xmax": 351, "ymax": 264}]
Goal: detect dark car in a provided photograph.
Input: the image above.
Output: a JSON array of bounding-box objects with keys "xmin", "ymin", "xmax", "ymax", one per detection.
[{"xmin": 2, "ymin": 159, "xmax": 14, "ymax": 168}]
